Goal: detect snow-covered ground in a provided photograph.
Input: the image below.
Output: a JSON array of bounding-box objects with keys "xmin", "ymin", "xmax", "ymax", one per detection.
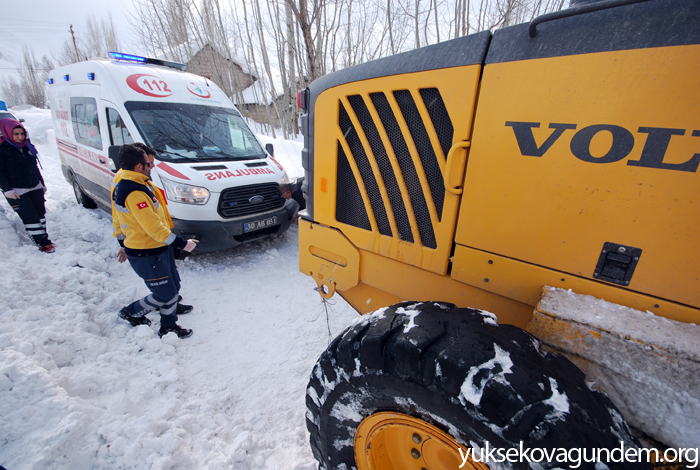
[{"xmin": 0, "ymin": 108, "xmax": 358, "ymax": 470}]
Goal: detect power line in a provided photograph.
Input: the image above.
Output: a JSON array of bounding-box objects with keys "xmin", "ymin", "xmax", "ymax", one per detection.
[
  {"xmin": 2, "ymin": 18, "xmax": 73, "ymax": 26},
  {"xmin": 0, "ymin": 26, "xmax": 71, "ymax": 30},
  {"xmin": 0, "ymin": 34, "xmax": 71, "ymax": 39},
  {"xmin": 0, "ymin": 29, "xmax": 85, "ymax": 35}
]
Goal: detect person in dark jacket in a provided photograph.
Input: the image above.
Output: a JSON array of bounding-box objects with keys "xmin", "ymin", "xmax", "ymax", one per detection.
[{"xmin": 0, "ymin": 118, "xmax": 54, "ymax": 253}]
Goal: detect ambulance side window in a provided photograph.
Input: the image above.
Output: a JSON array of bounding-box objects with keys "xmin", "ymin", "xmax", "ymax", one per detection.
[
  {"xmin": 106, "ymin": 108, "xmax": 134, "ymax": 146},
  {"xmin": 70, "ymin": 97, "xmax": 102, "ymax": 150}
]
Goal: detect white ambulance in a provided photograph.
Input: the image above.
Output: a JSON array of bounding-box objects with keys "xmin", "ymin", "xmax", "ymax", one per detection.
[{"xmin": 47, "ymin": 52, "xmax": 299, "ymax": 252}]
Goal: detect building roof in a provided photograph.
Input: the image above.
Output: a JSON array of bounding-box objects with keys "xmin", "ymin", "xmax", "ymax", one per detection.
[
  {"xmin": 231, "ymin": 80, "xmax": 284, "ymax": 106},
  {"xmin": 156, "ymin": 42, "xmax": 257, "ymax": 79}
]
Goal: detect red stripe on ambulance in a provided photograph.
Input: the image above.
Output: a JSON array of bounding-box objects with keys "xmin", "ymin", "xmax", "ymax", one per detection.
[{"xmin": 156, "ymin": 162, "xmax": 191, "ymax": 180}]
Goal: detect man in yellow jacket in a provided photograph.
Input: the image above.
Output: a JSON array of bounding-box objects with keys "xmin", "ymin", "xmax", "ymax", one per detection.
[
  {"xmin": 113, "ymin": 144, "xmax": 195, "ymax": 309},
  {"xmin": 112, "ymin": 144, "xmax": 198, "ymax": 338}
]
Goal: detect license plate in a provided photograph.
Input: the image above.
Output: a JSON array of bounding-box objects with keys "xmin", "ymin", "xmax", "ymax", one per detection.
[{"xmin": 244, "ymin": 216, "xmax": 278, "ymax": 233}]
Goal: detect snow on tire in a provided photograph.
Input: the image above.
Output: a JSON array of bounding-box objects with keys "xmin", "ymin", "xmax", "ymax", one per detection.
[{"xmin": 305, "ymin": 301, "xmax": 644, "ymax": 470}]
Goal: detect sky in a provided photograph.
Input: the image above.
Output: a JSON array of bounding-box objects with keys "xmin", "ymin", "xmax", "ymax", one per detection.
[{"xmin": 1, "ymin": 0, "xmax": 138, "ymax": 76}]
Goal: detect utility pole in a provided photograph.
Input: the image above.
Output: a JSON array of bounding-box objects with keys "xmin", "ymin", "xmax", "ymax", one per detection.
[{"xmin": 70, "ymin": 25, "xmax": 80, "ymax": 63}]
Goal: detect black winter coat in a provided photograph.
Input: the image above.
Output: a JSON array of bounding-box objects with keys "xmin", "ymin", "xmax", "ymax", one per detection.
[{"xmin": 0, "ymin": 141, "xmax": 44, "ymax": 192}]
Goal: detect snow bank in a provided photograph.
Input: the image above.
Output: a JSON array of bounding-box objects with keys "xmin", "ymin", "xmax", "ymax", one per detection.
[
  {"xmin": 530, "ymin": 287, "xmax": 700, "ymax": 448},
  {"xmin": 0, "ymin": 108, "xmax": 358, "ymax": 470}
]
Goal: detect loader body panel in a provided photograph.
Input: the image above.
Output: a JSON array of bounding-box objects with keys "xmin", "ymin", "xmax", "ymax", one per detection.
[
  {"xmin": 299, "ymin": 0, "xmax": 700, "ymax": 326},
  {"xmin": 454, "ymin": 45, "xmax": 700, "ymax": 321}
]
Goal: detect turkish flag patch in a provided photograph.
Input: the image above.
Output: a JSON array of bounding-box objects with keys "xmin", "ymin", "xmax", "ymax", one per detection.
[{"xmin": 137, "ymin": 202, "xmax": 148, "ymax": 210}]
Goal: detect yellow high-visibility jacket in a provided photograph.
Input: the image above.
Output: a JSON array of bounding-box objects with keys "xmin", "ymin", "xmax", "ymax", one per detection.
[{"xmin": 111, "ymin": 170, "xmax": 181, "ymax": 253}]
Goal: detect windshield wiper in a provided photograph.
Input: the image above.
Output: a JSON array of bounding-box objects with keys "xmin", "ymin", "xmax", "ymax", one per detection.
[
  {"xmin": 203, "ymin": 154, "xmax": 260, "ymax": 161},
  {"xmin": 156, "ymin": 150, "xmax": 199, "ymax": 162},
  {"xmin": 155, "ymin": 149, "xmax": 266, "ymax": 163}
]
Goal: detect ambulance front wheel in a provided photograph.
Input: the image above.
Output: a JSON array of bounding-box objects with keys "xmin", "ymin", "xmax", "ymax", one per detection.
[
  {"xmin": 305, "ymin": 301, "xmax": 643, "ymax": 470},
  {"xmin": 72, "ymin": 177, "xmax": 97, "ymax": 209}
]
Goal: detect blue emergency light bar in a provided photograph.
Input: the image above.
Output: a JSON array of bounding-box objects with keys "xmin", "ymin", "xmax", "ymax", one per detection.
[
  {"xmin": 109, "ymin": 52, "xmax": 146, "ymax": 62},
  {"xmin": 63, "ymin": 75, "xmax": 69, "ymax": 81},
  {"xmin": 87, "ymin": 73, "xmax": 95, "ymax": 80},
  {"xmin": 47, "ymin": 78, "xmax": 54, "ymax": 84},
  {"xmin": 108, "ymin": 51, "xmax": 187, "ymax": 71}
]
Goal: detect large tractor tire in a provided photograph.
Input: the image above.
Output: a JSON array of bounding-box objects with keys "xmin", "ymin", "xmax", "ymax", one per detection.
[{"xmin": 306, "ymin": 301, "xmax": 643, "ymax": 470}]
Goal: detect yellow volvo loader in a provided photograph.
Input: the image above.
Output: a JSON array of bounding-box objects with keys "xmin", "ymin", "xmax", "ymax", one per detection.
[{"xmin": 298, "ymin": 0, "xmax": 700, "ymax": 468}]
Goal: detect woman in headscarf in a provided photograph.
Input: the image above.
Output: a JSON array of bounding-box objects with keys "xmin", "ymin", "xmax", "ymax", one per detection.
[{"xmin": 0, "ymin": 117, "xmax": 54, "ymax": 253}]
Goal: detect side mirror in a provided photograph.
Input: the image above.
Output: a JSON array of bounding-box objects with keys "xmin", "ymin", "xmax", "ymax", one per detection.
[
  {"xmin": 265, "ymin": 143, "xmax": 274, "ymax": 157},
  {"xmin": 108, "ymin": 145, "xmax": 121, "ymax": 172},
  {"xmin": 19, "ymin": 118, "xmax": 25, "ymax": 123}
]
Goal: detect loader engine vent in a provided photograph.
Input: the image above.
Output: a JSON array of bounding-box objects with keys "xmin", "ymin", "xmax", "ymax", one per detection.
[
  {"xmin": 338, "ymin": 104, "xmax": 392, "ymax": 237},
  {"xmin": 218, "ymin": 182, "xmax": 283, "ymax": 218},
  {"xmin": 348, "ymin": 95, "xmax": 413, "ymax": 243},
  {"xmin": 334, "ymin": 88, "xmax": 452, "ymax": 249},
  {"xmin": 420, "ymin": 88, "xmax": 454, "ymax": 167},
  {"xmin": 337, "ymin": 143, "xmax": 372, "ymax": 231},
  {"xmin": 393, "ymin": 89, "xmax": 446, "ymax": 219}
]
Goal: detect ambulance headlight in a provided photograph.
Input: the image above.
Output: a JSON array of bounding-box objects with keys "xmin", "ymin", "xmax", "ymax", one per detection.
[
  {"xmin": 278, "ymin": 172, "xmax": 291, "ymax": 199},
  {"xmin": 160, "ymin": 176, "xmax": 210, "ymax": 205}
]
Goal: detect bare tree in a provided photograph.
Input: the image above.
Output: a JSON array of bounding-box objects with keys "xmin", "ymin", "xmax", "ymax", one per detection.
[
  {"xmin": 0, "ymin": 77, "xmax": 23, "ymax": 108},
  {"xmin": 415, "ymin": 0, "xmax": 421, "ymax": 48},
  {"xmin": 463, "ymin": 0, "xmax": 470, "ymax": 36},
  {"xmin": 53, "ymin": 14, "xmax": 121, "ymax": 65},
  {"xmin": 433, "ymin": 0, "xmax": 441, "ymax": 42},
  {"xmin": 284, "ymin": 0, "xmax": 325, "ymax": 81},
  {"xmin": 114, "ymin": 0, "xmax": 566, "ymax": 137},
  {"xmin": 17, "ymin": 47, "xmax": 52, "ymax": 108},
  {"xmin": 346, "ymin": 0, "xmax": 352, "ymax": 67},
  {"xmin": 254, "ymin": 0, "xmax": 285, "ymax": 134},
  {"xmin": 128, "ymin": 0, "xmax": 194, "ymax": 63},
  {"xmin": 54, "ymin": 37, "xmax": 83, "ymax": 67},
  {"xmin": 286, "ymin": 1, "xmax": 300, "ymax": 134},
  {"xmin": 83, "ymin": 14, "xmax": 121, "ymax": 58}
]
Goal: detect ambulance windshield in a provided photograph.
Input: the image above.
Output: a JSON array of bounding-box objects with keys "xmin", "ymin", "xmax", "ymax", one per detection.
[{"xmin": 125, "ymin": 102, "xmax": 265, "ymax": 162}]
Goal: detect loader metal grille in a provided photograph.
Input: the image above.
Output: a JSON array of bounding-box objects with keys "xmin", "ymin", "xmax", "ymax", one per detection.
[
  {"xmin": 218, "ymin": 183, "xmax": 283, "ymax": 218},
  {"xmin": 420, "ymin": 88, "xmax": 454, "ymax": 163},
  {"xmin": 393, "ymin": 90, "xmax": 446, "ymax": 220},
  {"xmin": 338, "ymin": 103, "xmax": 393, "ymax": 237},
  {"xmin": 334, "ymin": 88, "xmax": 452, "ymax": 250},
  {"xmin": 347, "ymin": 95, "xmax": 414, "ymax": 243},
  {"xmin": 336, "ymin": 142, "xmax": 371, "ymax": 230}
]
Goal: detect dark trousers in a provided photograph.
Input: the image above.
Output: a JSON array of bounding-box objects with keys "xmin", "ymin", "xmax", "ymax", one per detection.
[
  {"xmin": 5, "ymin": 189, "xmax": 51, "ymax": 247},
  {"xmin": 125, "ymin": 248, "xmax": 181, "ymax": 329}
]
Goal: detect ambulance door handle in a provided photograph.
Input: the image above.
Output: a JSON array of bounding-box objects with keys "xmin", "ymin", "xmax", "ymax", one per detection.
[{"xmin": 444, "ymin": 141, "xmax": 470, "ymax": 195}]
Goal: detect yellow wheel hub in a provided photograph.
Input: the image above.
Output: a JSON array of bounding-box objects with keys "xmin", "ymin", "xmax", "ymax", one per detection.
[{"xmin": 354, "ymin": 412, "xmax": 490, "ymax": 470}]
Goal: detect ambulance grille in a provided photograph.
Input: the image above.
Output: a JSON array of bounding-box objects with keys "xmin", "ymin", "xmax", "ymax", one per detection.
[
  {"xmin": 334, "ymin": 89, "xmax": 452, "ymax": 249},
  {"xmin": 218, "ymin": 183, "xmax": 283, "ymax": 218}
]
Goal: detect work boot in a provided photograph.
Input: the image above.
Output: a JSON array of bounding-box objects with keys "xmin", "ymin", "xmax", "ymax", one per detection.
[
  {"xmin": 39, "ymin": 243, "xmax": 56, "ymax": 253},
  {"xmin": 175, "ymin": 295, "xmax": 193, "ymax": 315},
  {"xmin": 177, "ymin": 303, "xmax": 193, "ymax": 315},
  {"xmin": 158, "ymin": 323, "xmax": 193, "ymax": 339},
  {"xmin": 119, "ymin": 307, "xmax": 152, "ymax": 327},
  {"xmin": 156, "ymin": 302, "xmax": 193, "ymax": 315}
]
